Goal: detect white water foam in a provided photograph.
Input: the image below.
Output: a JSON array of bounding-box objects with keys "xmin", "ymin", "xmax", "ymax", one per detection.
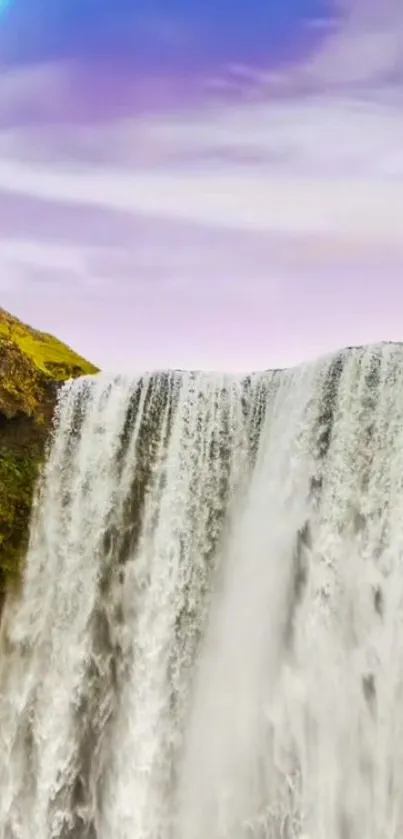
[{"xmin": 0, "ymin": 347, "xmax": 403, "ymax": 838}]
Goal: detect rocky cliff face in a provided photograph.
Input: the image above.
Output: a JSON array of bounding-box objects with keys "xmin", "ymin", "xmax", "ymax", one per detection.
[{"xmin": 0, "ymin": 308, "xmax": 98, "ymax": 605}]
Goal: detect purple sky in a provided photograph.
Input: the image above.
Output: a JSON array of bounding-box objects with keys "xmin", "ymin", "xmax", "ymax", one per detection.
[{"xmin": 0, "ymin": 0, "xmax": 403, "ymax": 371}]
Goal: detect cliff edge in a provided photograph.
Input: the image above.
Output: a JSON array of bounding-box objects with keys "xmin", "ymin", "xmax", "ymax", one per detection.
[{"xmin": 0, "ymin": 308, "xmax": 99, "ymax": 603}]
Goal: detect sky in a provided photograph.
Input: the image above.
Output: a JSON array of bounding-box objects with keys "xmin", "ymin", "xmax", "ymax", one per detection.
[{"xmin": 0, "ymin": 0, "xmax": 402, "ymax": 372}]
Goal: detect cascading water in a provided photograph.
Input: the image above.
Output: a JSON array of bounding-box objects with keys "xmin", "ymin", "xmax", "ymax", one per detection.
[{"xmin": 1, "ymin": 346, "xmax": 403, "ymax": 838}]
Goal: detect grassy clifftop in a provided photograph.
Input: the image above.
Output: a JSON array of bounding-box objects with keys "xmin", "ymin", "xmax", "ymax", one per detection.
[{"xmin": 0, "ymin": 308, "xmax": 99, "ymax": 602}]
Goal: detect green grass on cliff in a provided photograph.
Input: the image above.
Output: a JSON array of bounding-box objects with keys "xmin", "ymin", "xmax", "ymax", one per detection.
[
  {"xmin": 0, "ymin": 308, "xmax": 98, "ymax": 382},
  {"xmin": 0, "ymin": 308, "xmax": 99, "ymax": 603}
]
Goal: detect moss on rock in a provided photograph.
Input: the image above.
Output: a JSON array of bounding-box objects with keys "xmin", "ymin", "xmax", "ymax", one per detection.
[{"xmin": 0, "ymin": 308, "xmax": 99, "ymax": 604}]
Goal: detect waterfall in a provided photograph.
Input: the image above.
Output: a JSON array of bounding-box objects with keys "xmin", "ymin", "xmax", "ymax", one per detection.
[{"xmin": 1, "ymin": 346, "xmax": 403, "ymax": 838}]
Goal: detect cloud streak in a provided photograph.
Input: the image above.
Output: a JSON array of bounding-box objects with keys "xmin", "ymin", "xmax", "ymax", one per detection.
[{"xmin": 0, "ymin": 0, "xmax": 402, "ymax": 371}]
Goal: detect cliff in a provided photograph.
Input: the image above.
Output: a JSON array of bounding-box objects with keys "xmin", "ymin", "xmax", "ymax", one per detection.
[{"xmin": 0, "ymin": 308, "xmax": 99, "ymax": 603}]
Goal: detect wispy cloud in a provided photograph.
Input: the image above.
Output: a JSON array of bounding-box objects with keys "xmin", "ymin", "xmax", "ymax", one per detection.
[
  {"xmin": 305, "ymin": 0, "xmax": 403, "ymax": 87},
  {"xmin": 0, "ymin": 0, "xmax": 402, "ymax": 371},
  {"xmin": 0, "ymin": 135, "xmax": 401, "ymax": 247}
]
